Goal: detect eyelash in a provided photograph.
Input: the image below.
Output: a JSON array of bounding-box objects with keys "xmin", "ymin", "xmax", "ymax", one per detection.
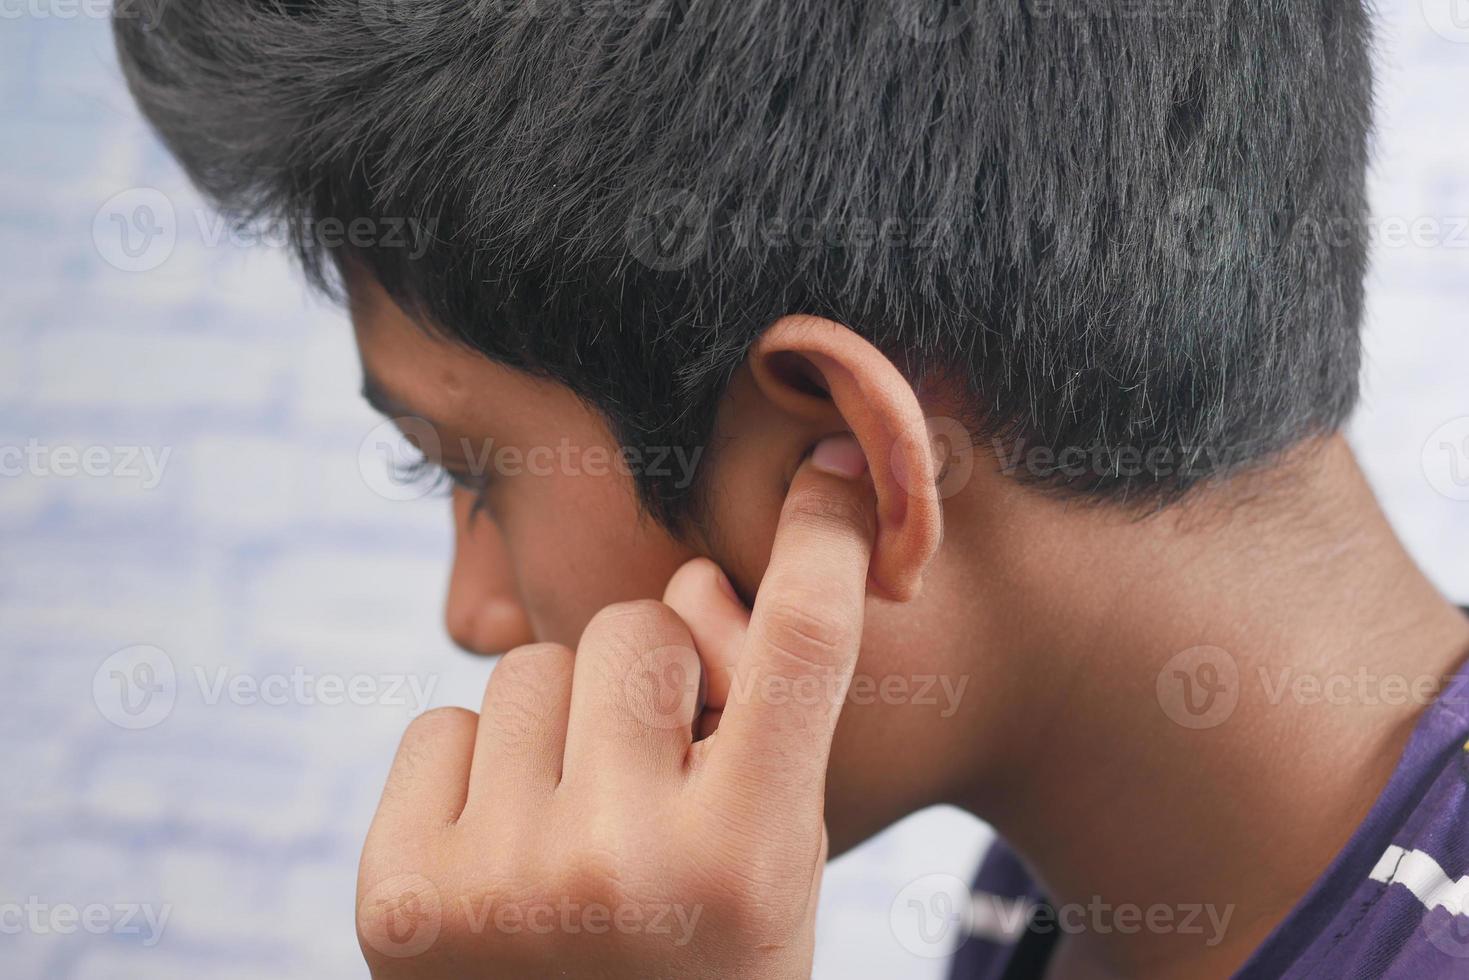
[{"xmin": 392, "ymin": 452, "xmax": 495, "ymax": 520}]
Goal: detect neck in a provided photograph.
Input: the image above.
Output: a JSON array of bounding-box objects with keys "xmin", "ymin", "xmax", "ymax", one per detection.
[{"xmin": 947, "ymin": 435, "xmax": 1469, "ymax": 978}]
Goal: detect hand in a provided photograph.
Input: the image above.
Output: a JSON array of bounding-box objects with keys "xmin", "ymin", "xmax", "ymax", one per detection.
[{"xmin": 356, "ymin": 434, "xmax": 877, "ymax": 979}]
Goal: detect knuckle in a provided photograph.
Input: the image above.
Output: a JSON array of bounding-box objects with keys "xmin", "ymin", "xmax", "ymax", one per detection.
[
  {"xmin": 722, "ymin": 893, "xmax": 791, "ymax": 945},
  {"xmin": 478, "ymin": 692, "xmax": 545, "ymax": 750},
  {"xmin": 403, "ymin": 706, "xmax": 477, "ymax": 747},
  {"xmin": 493, "ymin": 642, "xmax": 573, "ymax": 692},
  {"xmin": 391, "ymin": 707, "xmax": 476, "ymax": 791},
  {"xmin": 759, "ymin": 598, "xmax": 854, "ymax": 672},
  {"xmin": 586, "ymin": 598, "xmax": 670, "ymax": 633},
  {"xmin": 556, "ymin": 841, "xmax": 632, "ymax": 910},
  {"xmin": 480, "ymin": 644, "xmax": 572, "ymax": 746},
  {"xmin": 581, "ymin": 599, "xmax": 692, "ymax": 668},
  {"xmin": 685, "ymin": 864, "xmax": 799, "ymax": 946},
  {"xmin": 582, "ymin": 599, "xmax": 685, "ymax": 651},
  {"xmin": 620, "ymin": 642, "xmax": 701, "ymax": 731},
  {"xmin": 783, "ymin": 485, "xmax": 873, "ymax": 539}
]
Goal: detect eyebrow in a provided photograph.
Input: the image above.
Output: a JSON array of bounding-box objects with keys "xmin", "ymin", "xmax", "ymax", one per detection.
[{"xmin": 360, "ymin": 370, "xmax": 438, "ymax": 428}]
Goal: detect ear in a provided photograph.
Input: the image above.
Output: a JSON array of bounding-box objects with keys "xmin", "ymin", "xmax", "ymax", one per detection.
[{"xmin": 746, "ymin": 315, "xmax": 942, "ymax": 602}]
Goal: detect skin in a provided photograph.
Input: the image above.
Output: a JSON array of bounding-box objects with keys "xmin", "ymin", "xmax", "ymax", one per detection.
[{"xmin": 349, "ymin": 276, "xmax": 1469, "ymax": 978}]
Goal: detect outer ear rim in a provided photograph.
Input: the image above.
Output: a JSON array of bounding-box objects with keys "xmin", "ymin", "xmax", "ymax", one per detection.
[{"xmin": 749, "ymin": 315, "xmax": 942, "ymax": 602}]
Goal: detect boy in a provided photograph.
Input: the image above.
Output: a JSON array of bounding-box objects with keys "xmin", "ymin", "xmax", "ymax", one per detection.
[{"xmin": 115, "ymin": 1, "xmax": 1469, "ymax": 977}]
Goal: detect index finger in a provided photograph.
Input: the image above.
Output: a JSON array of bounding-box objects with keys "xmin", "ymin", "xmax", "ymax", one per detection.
[{"xmin": 705, "ymin": 433, "xmax": 876, "ymax": 810}]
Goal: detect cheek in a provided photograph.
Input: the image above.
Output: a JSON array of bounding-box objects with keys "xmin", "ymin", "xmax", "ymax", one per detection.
[{"xmin": 498, "ymin": 471, "xmax": 695, "ymax": 645}]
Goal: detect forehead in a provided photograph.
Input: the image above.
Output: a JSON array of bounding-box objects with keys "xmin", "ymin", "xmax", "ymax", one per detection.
[
  {"xmin": 343, "ymin": 272, "xmax": 600, "ymax": 438},
  {"xmin": 349, "ymin": 273, "xmax": 463, "ymax": 379}
]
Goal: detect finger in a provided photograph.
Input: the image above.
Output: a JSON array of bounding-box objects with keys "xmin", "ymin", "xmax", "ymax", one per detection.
[
  {"xmin": 661, "ymin": 557, "xmax": 750, "ymax": 731},
  {"xmin": 464, "ymin": 643, "xmax": 574, "ymax": 812},
  {"xmin": 561, "ymin": 600, "xmax": 702, "ymax": 786},
  {"xmin": 706, "ymin": 433, "xmax": 876, "ymax": 811},
  {"xmin": 369, "ymin": 707, "xmax": 478, "ymax": 840}
]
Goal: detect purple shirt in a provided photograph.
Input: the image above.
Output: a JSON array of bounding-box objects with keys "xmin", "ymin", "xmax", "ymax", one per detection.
[{"xmin": 950, "ymin": 640, "xmax": 1469, "ymax": 979}]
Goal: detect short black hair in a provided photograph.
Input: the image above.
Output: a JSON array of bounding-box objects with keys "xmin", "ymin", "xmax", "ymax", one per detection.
[{"xmin": 115, "ymin": 0, "xmax": 1375, "ymax": 527}]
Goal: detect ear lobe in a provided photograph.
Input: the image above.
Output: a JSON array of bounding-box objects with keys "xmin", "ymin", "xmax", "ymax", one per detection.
[{"xmin": 749, "ymin": 315, "xmax": 942, "ymax": 602}]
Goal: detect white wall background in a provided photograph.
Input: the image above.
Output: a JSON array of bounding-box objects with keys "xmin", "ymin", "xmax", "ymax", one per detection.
[{"xmin": 0, "ymin": 2, "xmax": 1465, "ymax": 977}]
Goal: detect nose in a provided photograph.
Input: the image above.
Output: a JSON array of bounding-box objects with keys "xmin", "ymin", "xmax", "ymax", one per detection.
[{"xmin": 443, "ymin": 489, "xmax": 536, "ymax": 655}]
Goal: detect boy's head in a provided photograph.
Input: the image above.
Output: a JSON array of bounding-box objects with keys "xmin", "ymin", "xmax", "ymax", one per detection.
[{"xmin": 116, "ymin": 0, "xmax": 1376, "ymax": 848}]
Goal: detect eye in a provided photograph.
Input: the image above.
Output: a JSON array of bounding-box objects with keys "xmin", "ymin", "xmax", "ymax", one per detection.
[
  {"xmin": 391, "ymin": 450, "xmax": 496, "ymax": 519},
  {"xmin": 389, "ymin": 452, "xmax": 454, "ymax": 498}
]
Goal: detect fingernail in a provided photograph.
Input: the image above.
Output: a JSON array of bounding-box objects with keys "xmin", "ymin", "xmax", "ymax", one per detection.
[{"xmin": 810, "ymin": 433, "xmax": 867, "ymax": 479}]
